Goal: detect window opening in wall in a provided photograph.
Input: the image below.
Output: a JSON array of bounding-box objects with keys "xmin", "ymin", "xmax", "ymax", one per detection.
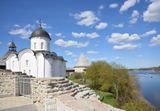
[
  {"xmin": 29, "ymin": 70, "xmax": 31, "ymax": 74},
  {"xmin": 26, "ymin": 60, "xmax": 29, "ymax": 67},
  {"xmin": 34, "ymin": 42, "xmax": 36, "ymax": 49},
  {"xmin": 41, "ymin": 42, "xmax": 44, "ymax": 49}
]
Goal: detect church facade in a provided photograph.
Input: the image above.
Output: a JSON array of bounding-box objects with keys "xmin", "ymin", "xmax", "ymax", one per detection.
[{"xmin": 5, "ymin": 26, "xmax": 66, "ymax": 78}]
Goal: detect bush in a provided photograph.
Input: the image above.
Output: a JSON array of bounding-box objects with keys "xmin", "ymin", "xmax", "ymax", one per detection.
[
  {"xmin": 85, "ymin": 61, "xmax": 155, "ymax": 110},
  {"xmin": 122, "ymin": 100, "xmax": 156, "ymax": 111},
  {"xmin": 85, "ymin": 61, "xmax": 113, "ymax": 90},
  {"xmin": 68, "ymin": 72, "xmax": 85, "ymax": 84}
]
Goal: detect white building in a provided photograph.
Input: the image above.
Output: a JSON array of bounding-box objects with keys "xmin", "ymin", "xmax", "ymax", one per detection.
[
  {"xmin": 4, "ymin": 26, "xmax": 67, "ymax": 78},
  {"xmin": 74, "ymin": 54, "xmax": 89, "ymax": 73}
]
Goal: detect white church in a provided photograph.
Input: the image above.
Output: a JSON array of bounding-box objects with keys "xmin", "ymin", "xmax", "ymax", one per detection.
[{"xmin": 2, "ymin": 25, "xmax": 67, "ymax": 78}]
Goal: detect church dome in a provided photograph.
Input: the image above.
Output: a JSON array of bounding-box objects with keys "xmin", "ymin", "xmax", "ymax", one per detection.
[
  {"xmin": 30, "ymin": 27, "xmax": 51, "ymax": 40},
  {"xmin": 8, "ymin": 41, "xmax": 16, "ymax": 48}
]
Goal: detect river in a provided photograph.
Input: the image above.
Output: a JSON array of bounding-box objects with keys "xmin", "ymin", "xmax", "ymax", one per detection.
[{"xmin": 130, "ymin": 71, "xmax": 160, "ymax": 110}]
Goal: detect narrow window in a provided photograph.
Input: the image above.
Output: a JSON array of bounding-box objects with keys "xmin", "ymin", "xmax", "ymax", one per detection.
[
  {"xmin": 41, "ymin": 42, "xmax": 44, "ymax": 49},
  {"xmin": 26, "ymin": 60, "xmax": 28, "ymax": 67},
  {"xmin": 29, "ymin": 70, "xmax": 31, "ymax": 74},
  {"xmin": 34, "ymin": 42, "xmax": 36, "ymax": 49}
]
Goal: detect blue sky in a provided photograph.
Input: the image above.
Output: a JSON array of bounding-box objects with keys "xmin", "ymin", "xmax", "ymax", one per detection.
[{"xmin": 0, "ymin": 0, "xmax": 160, "ymax": 68}]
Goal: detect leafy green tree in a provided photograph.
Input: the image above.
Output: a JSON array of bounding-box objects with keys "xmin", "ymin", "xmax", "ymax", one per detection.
[
  {"xmin": 122, "ymin": 100, "xmax": 156, "ymax": 111},
  {"xmin": 85, "ymin": 61, "xmax": 112, "ymax": 90},
  {"xmin": 85, "ymin": 61, "xmax": 155, "ymax": 110}
]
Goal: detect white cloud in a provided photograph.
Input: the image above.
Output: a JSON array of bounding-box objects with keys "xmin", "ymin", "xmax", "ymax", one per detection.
[
  {"xmin": 108, "ymin": 33, "xmax": 140, "ymax": 44},
  {"xmin": 0, "ymin": 41, "xmax": 2, "ymax": 45},
  {"xmin": 87, "ymin": 50, "xmax": 98, "ymax": 54},
  {"xmin": 99, "ymin": 5, "xmax": 104, "ymax": 10},
  {"xmin": 138, "ymin": 54, "xmax": 143, "ymax": 57},
  {"xmin": 73, "ymin": 10, "xmax": 99, "ymax": 26},
  {"xmin": 9, "ymin": 21, "xmax": 51, "ymax": 39},
  {"xmin": 113, "ymin": 56, "xmax": 122, "ymax": 61},
  {"xmin": 150, "ymin": 35, "xmax": 160, "ymax": 46},
  {"xmin": 90, "ymin": 57, "xmax": 107, "ymax": 61},
  {"xmin": 143, "ymin": 0, "xmax": 160, "ymax": 22},
  {"xmin": 113, "ymin": 23, "xmax": 124, "ymax": 28},
  {"xmin": 109, "ymin": 3, "xmax": 119, "ymax": 8},
  {"xmin": 113, "ymin": 43, "xmax": 140, "ymax": 50},
  {"xmin": 72, "ymin": 32, "xmax": 99, "ymax": 39},
  {"xmin": 9, "ymin": 24, "xmax": 33, "ymax": 39},
  {"xmin": 120, "ymin": 0, "xmax": 139, "ymax": 13},
  {"xmin": 14, "ymin": 24, "xmax": 21, "ymax": 28},
  {"xmin": 65, "ymin": 50, "xmax": 73, "ymax": 56},
  {"xmin": 95, "ymin": 22, "xmax": 108, "ymax": 30},
  {"xmin": 55, "ymin": 33, "xmax": 62, "ymax": 37},
  {"xmin": 55, "ymin": 39, "xmax": 89, "ymax": 48},
  {"xmin": 142, "ymin": 29, "xmax": 157, "ymax": 37},
  {"xmin": 36, "ymin": 20, "xmax": 52, "ymax": 29},
  {"xmin": 129, "ymin": 10, "xmax": 140, "ymax": 24},
  {"xmin": 55, "ymin": 33, "xmax": 65, "ymax": 38}
]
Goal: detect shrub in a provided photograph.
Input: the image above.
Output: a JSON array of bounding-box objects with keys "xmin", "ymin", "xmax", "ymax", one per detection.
[
  {"xmin": 122, "ymin": 100, "xmax": 156, "ymax": 111},
  {"xmin": 85, "ymin": 61, "xmax": 155, "ymax": 110}
]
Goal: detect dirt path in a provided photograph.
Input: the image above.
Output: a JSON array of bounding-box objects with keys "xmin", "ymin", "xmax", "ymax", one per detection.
[{"xmin": 0, "ymin": 95, "xmax": 38, "ymax": 111}]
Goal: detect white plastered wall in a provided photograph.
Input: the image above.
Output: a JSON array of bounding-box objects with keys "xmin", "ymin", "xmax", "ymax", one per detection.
[
  {"xmin": 45, "ymin": 57, "xmax": 53, "ymax": 77},
  {"xmin": 31, "ymin": 37, "xmax": 50, "ymax": 51},
  {"xmin": 19, "ymin": 49, "xmax": 37, "ymax": 77},
  {"xmin": 6, "ymin": 54, "xmax": 19, "ymax": 72},
  {"xmin": 36, "ymin": 53, "xmax": 45, "ymax": 78},
  {"xmin": 74, "ymin": 67, "xmax": 86, "ymax": 73}
]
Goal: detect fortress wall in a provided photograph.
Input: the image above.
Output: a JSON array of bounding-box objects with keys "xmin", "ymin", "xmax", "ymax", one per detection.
[
  {"xmin": 31, "ymin": 77, "xmax": 98, "ymax": 111},
  {"xmin": 0, "ymin": 69, "xmax": 16, "ymax": 95},
  {"xmin": 0, "ymin": 69, "xmax": 32, "ymax": 96}
]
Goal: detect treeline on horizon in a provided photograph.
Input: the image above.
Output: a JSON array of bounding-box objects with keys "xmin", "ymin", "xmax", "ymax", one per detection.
[{"xmin": 129, "ymin": 66, "xmax": 160, "ymax": 71}]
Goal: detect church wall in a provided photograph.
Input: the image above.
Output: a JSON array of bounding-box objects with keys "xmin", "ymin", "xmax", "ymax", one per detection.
[
  {"xmin": 6, "ymin": 58, "xmax": 11, "ymax": 70},
  {"xmin": 6, "ymin": 54, "xmax": 19, "ymax": 72},
  {"xmin": 36, "ymin": 53, "xmax": 45, "ymax": 78},
  {"xmin": 60, "ymin": 61, "xmax": 66, "ymax": 77},
  {"xmin": 53, "ymin": 60, "xmax": 61, "ymax": 77},
  {"xmin": 74, "ymin": 67, "xmax": 86, "ymax": 73},
  {"xmin": 52, "ymin": 60, "xmax": 66, "ymax": 77},
  {"xmin": 10, "ymin": 55, "xmax": 19, "ymax": 72},
  {"xmin": 31, "ymin": 37, "xmax": 50, "ymax": 51},
  {"xmin": 45, "ymin": 57, "xmax": 53, "ymax": 77},
  {"xmin": 19, "ymin": 52, "xmax": 37, "ymax": 77}
]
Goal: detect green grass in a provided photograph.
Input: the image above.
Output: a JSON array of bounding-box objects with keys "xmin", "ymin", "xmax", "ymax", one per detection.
[
  {"xmin": 68, "ymin": 74, "xmax": 116, "ymax": 107},
  {"xmin": 95, "ymin": 90, "xmax": 116, "ymax": 107},
  {"xmin": 68, "ymin": 75, "xmax": 84, "ymax": 84}
]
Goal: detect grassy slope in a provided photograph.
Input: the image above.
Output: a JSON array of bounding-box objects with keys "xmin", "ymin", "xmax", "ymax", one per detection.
[
  {"xmin": 68, "ymin": 75, "xmax": 116, "ymax": 107},
  {"xmin": 96, "ymin": 90, "xmax": 116, "ymax": 107}
]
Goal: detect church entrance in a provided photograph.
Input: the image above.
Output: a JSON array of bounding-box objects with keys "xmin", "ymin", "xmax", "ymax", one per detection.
[{"xmin": 17, "ymin": 77, "xmax": 31, "ymax": 96}]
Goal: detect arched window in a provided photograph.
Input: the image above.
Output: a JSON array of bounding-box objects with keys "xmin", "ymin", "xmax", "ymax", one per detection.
[
  {"xmin": 34, "ymin": 42, "xmax": 36, "ymax": 49},
  {"xmin": 41, "ymin": 42, "xmax": 44, "ymax": 49},
  {"xmin": 26, "ymin": 60, "xmax": 29, "ymax": 67}
]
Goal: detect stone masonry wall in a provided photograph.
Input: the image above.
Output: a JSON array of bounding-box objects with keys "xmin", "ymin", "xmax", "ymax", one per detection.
[
  {"xmin": 31, "ymin": 77, "xmax": 97, "ymax": 103},
  {"xmin": 31, "ymin": 77, "xmax": 124, "ymax": 111},
  {"xmin": 0, "ymin": 69, "xmax": 32, "ymax": 96},
  {"xmin": 0, "ymin": 69, "xmax": 124, "ymax": 111}
]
